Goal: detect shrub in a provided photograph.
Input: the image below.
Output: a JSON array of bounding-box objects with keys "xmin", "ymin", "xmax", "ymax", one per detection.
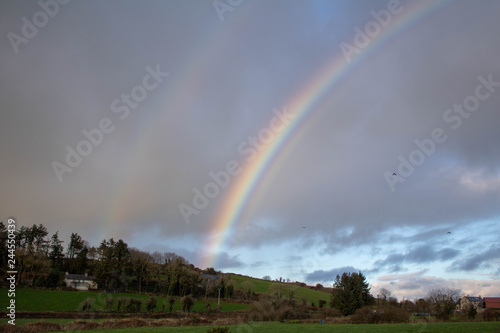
[
  {"xmin": 82, "ymin": 297, "xmax": 94, "ymax": 311},
  {"xmin": 181, "ymin": 295, "xmax": 195, "ymax": 313},
  {"xmin": 146, "ymin": 296, "xmax": 157, "ymax": 312},
  {"xmin": 319, "ymin": 300, "xmax": 327, "ymax": 308},
  {"xmin": 351, "ymin": 305, "xmax": 410, "ymax": 324},
  {"xmin": 105, "ymin": 297, "xmax": 115, "ymax": 311},
  {"xmin": 126, "ymin": 298, "xmax": 143, "ymax": 312},
  {"xmin": 481, "ymin": 308, "xmax": 500, "ymax": 321},
  {"xmin": 247, "ymin": 300, "xmax": 274, "ymax": 321},
  {"xmin": 117, "ymin": 297, "xmax": 128, "ymax": 312},
  {"xmin": 169, "ymin": 298, "xmax": 176, "ymax": 313},
  {"xmin": 206, "ymin": 326, "xmax": 230, "ymax": 333}
]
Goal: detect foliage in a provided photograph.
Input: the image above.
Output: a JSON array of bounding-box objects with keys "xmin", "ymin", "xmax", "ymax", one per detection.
[
  {"xmin": 480, "ymin": 308, "xmax": 500, "ymax": 321},
  {"xmin": 351, "ymin": 305, "xmax": 410, "ymax": 324},
  {"xmin": 81, "ymin": 297, "xmax": 93, "ymax": 311},
  {"xmin": 206, "ymin": 326, "xmax": 230, "ymax": 333},
  {"xmin": 462, "ymin": 303, "xmax": 477, "ymax": 319},
  {"xmin": 426, "ymin": 288, "xmax": 460, "ymax": 320},
  {"xmin": 329, "ymin": 271, "xmax": 375, "ymax": 316},
  {"xmin": 48, "ymin": 232, "xmax": 64, "ymax": 269},
  {"xmin": 204, "ymin": 267, "xmax": 217, "ymax": 275},
  {"xmin": 117, "ymin": 297, "xmax": 127, "ymax": 312},
  {"xmin": 104, "ymin": 297, "xmax": 115, "ymax": 311},
  {"xmin": 146, "ymin": 296, "xmax": 157, "ymax": 312},
  {"xmin": 181, "ymin": 295, "xmax": 195, "ymax": 313},
  {"xmin": 240, "ymin": 280, "xmax": 255, "ymax": 300},
  {"xmin": 126, "ymin": 298, "xmax": 143, "ymax": 312},
  {"xmin": 319, "ymin": 299, "xmax": 326, "ymax": 308},
  {"xmin": 168, "ymin": 297, "xmax": 176, "ymax": 313}
]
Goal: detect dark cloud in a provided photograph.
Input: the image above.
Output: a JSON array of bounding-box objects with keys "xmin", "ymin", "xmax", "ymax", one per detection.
[
  {"xmin": 373, "ymin": 246, "xmax": 460, "ymax": 273},
  {"xmin": 305, "ymin": 266, "xmax": 360, "ymax": 283},
  {"xmin": 449, "ymin": 245, "xmax": 500, "ymax": 272}
]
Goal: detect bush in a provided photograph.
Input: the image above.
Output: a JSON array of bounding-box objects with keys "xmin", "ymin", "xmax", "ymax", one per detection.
[
  {"xmin": 105, "ymin": 297, "xmax": 115, "ymax": 311},
  {"xmin": 126, "ymin": 298, "xmax": 143, "ymax": 312},
  {"xmin": 168, "ymin": 298, "xmax": 175, "ymax": 313},
  {"xmin": 319, "ymin": 300, "xmax": 327, "ymax": 308},
  {"xmin": 146, "ymin": 296, "xmax": 157, "ymax": 312},
  {"xmin": 351, "ymin": 305, "xmax": 410, "ymax": 324},
  {"xmin": 206, "ymin": 326, "xmax": 230, "ymax": 333},
  {"xmin": 247, "ymin": 300, "xmax": 274, "ymax": 321},
  {"xmin": 246, "ymin": 299, "xmax": 311, "ymax": 322},
  {"xmin": 82, "ymin": 297, "xmax": 94, "ymax": 311},
  {"xmin": 181, "ymin": 295, "xmax": 195, "ymax": 313},
  {"xmin": 117, "ymin": 297, "xmax": 128, "ymax": 312},
  {"xmin": 481, "ymin": 308, "xmax": 500, "ymax": 321}
]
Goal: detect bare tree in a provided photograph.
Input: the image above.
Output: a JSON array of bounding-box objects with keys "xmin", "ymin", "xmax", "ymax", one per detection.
[{"xmin": 426, "ymin": 288, "xmax": 461, "ymax": 320}]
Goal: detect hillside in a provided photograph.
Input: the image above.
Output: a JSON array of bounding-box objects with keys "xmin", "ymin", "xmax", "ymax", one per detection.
[{"xmin": 229, "ymin": 274, "xmax": 330, "ymax": 306}]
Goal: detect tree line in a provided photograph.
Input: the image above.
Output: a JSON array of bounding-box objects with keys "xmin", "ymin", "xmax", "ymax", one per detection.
[
  {"xmin": 0, "ymin": 222, "xmax": 230, "ymax": 298},
  {"xmin": 329, "ymin": 271, "xmax": 466, "ymax": 321}
]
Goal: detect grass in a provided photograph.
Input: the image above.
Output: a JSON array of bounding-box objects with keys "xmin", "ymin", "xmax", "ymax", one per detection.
[
  {"xmin": 0, "ymin": 318, "xmax": 104, "ymax": 326},
  {"xmin": 43, "ymin": 322, "xmax": 500, "ymax": 333},
  {"xmin": 0, "ymin": 288, "xmax": 247, "ymax": 313},
  {"xmin": 229, "ymin": 274, "xmax": 330, "ymax": 306}
]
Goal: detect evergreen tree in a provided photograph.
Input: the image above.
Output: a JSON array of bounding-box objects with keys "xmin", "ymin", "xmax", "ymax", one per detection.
[
  {"xmin": 330, "ymin": 271, "xmax": 375, "ymax": 315},
  {"xmin": 49, "ymin": 231, "xmax": 64, "ymax": 269}
]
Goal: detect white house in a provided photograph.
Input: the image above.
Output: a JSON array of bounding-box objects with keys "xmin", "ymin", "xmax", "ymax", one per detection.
[
  {"xmin": 64, "ymin": 272, "xmax": 97, "ymax": 291},
  {"xmin": 457, "ymin": 296, "xmax": 483, "ymax": 312}
]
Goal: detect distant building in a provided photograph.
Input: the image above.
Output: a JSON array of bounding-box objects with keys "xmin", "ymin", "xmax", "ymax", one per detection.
[
  {"xmin": 457, "ymin": 296, "xmax": 483, "ymax": 312},
  {"xmin": 64, "ymin": 272, "xmax": 97, "ymax": 291},
  {"xmin": 483, "ymin": 297, "xmax": 500, "ymax": 309},
  {"xmin": 201, "ymin": 274, "xmax": 220, "ymax": 282}
]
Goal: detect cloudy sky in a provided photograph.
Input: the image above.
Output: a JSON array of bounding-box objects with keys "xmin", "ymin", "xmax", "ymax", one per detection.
[{"xmin": 1, "ymin": 0, "xmax": 500, "ymax": 300}]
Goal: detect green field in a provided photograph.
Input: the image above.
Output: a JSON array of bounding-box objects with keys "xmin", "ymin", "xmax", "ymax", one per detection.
[
  {"xmin": 229, "ymin": 274, "xmax": 330, "ymax": 305},
  {"xmin": 48, "ymin": 322, "xmax": 500, "ymax": 333},
  {"xmin": 0, "ymin": 274, "xmax": 329, "ymax": 314},
  {"xmin": 0, "ymin": 288, "xmax": 247, "ymax": 312}
]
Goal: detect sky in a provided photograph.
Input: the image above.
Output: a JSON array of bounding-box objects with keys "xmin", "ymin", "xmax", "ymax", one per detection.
[{"xmin": 1, "ymin": 0, "xmax": 500, "ymax": 300}]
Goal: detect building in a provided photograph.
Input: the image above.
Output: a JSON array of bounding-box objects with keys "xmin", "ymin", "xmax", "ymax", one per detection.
[
  {"xmin": 64, "ymin": 272, "xmax": 97, "ymax": 291},
  {"xmin": 457, "ymin": 296, "xmax": 483, "ymax": 312},
  {"xmin": 483, "ymin": 297, "xmax": 500, "ymax": 309}
]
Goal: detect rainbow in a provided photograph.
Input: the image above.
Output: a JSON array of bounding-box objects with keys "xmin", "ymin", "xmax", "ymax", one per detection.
[{"xmin": 200, "ymin": 0, "xmax": 451, "ymax": 269}]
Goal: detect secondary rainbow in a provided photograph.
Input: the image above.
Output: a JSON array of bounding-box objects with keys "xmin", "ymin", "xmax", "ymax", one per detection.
[{"xmin": 200, "ymin": 0, "xmax": 451, "ymax": 269}]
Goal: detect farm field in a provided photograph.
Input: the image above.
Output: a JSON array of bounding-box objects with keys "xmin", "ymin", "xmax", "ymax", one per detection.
[
  {"xmin": 0, "ymin": 288, "xmax": 248, "ymax": 313},
  {"xmin": 1, "ymin": 318, "xmax": 499, "ymax": 333},
  {"xmin": 43, "ymin": 321, "xmax": 499, "ymax": 333}
]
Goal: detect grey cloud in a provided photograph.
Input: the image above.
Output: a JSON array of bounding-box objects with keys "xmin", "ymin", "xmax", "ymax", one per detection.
[
  {"xmin": 374, "ymin": 246, "xmax": 461, "ymax": 272},
  {"xmin": 305, "ymin": 266, "xmax": 360, "ymax": 283},
  {"xmin": 449, "ymin": 245, "xmax": 500, "ymax": 272}
]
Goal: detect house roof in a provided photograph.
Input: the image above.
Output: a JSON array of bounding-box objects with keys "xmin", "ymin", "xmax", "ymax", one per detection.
[
  {"xmin": 65, "ymin": 274, "xmax": 95, "ymax": 281},
  {"xmin": 463, "ymin": 296, "xmax": 483, "ymax": 303},
  {"xmin": 201, "ymin": 274, "xmax": 219, "ymax": 281}
]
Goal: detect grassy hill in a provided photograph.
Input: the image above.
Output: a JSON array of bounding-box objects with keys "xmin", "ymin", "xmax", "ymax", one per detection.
[
  {"xmin": 0, "ymin": 274, "xmax": 329, "ymax": 314},
  {"xmin": 229, "ymin": 274, "xmax": 330, "ymax": 306},
  {"xmin": 0, "ymin": 288, "xmax": 247, "ymax": 313}
]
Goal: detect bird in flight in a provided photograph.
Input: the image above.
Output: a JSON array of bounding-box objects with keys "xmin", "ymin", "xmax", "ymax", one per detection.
[
  {"xmin": 392, "ymin": 173, "xmax": 397, "ymax": 176},
  {"xmin": 302, "ymin": 227, "xmax": 306, "ymax": 229},
  {"xmin": 447, "ymin": 231, "xmax": 451, "ymax": 234}
]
